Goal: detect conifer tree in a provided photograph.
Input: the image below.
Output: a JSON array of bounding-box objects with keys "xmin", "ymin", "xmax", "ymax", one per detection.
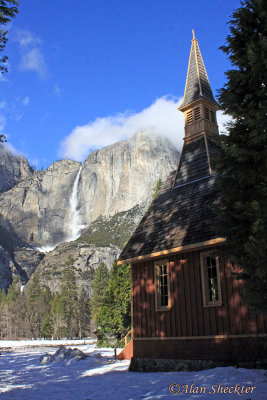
[
  {"xmin": 50, "ymin": 293, "xmax": 68, "ymax": 338},
  {"xmin": 90, "ymin": 262, "xmax": 109, "ymax": 320},
  {"xmin": 215, "ymin": 0, "xmax": 267, "ymax": 310},
  {"xmin": 0, "ymin": 278, "xmax": 20, "ymax": 338},
  {"xmin": 61, "ymin": 256, "xmax": 79, "ymax": 338},
  {"xmin": 25, "ymin": 274, "xmax": 51, "ymax": 338},
  {"xmin": 0, "ymin": 0, "xmax": 19, "ymax": 74},
  {"xmin": 96, "ymin": 261, "xmax": 131, "ymax": 340},
  {"xmin": 40, "ymin": 312, "xmax": 53, "ymax": 338},
  {"xmin": 78, "ymin": 288, "xmax": 91, "ymax": 338},
  {"xmin": 0, "ymin": 0, "xmax": 19, "ymax": 143}
]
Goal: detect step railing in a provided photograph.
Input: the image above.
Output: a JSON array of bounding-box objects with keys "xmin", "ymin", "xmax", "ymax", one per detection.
[{"xmin": 114, "ymin": 329, "xmax": 133, "ymax": 359}]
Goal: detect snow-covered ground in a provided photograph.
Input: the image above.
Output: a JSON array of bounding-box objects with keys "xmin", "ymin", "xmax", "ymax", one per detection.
[{"xmin": 0, "ymin": 340, "xmax": 266, "ymax": 400}]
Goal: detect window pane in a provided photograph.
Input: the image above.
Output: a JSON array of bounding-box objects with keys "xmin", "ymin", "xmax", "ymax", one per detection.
[
  {"xmin": 206, "ymin": 256, "xmax": 219, "ymax": 302},
  {"xmin": 158, "ymin": 263, "xmax": 169, "ymax": 308}
]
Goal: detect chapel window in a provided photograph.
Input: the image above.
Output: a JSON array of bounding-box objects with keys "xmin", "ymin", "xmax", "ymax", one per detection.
[
  {"xmin": 200, "ymin": 252, "xmax": 222, "ymax": 307},
  {"xmin": 154, "ymin": 260, "xmax": 171, "ymax": 311}
]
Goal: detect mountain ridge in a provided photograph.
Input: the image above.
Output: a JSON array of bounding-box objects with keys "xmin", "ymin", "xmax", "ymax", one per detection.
[{"xmin": 0, "ymin": 130, "xmax": 179, "ymax": 291}]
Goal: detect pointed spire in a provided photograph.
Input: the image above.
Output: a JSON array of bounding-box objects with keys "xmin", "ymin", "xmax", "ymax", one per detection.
[{"xmin": 179, "ymin": 30, "xmax": 217, "ymax": 110}]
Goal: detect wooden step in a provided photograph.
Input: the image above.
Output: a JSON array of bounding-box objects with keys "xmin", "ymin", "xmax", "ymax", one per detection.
[{"xmin": 115, "ymin": 339, "xmax": 133, "ymax": 360}]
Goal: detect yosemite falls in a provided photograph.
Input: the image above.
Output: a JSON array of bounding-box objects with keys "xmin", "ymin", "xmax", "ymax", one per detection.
[
  {"xmin": 67, "ymin": 166, "xmax": 84, "ymax": 241},
  {"xmin": 0, "ymin": 131, "xmax": 179, "ymax": 249}
]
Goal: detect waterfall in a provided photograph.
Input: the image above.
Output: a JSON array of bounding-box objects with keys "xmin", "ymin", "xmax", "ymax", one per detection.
[{"xmin": 68, "ymin": 166, "xmax": 83, "ymax": 241}]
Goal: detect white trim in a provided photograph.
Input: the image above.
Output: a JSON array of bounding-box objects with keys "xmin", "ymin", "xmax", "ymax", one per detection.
[
  {"xmin": 117, "ymin": 237, "xmax": 226, "ymax": 265},
  {"xmin": 200, "ymin": 251, "xmax": 222, "ymax": 307},
  {"xmin": 154, "ymin": 259, "xmax": 171, "ymax": 311}
]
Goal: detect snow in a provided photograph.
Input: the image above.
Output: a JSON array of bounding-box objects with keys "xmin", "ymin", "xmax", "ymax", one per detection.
[
  {"xmin": 0, "ymin": 340, "xmax": 266, "ymax": 400},
  {"xmin": 40, "ymin": 345, "xmax": 88, "ymax": 364}
]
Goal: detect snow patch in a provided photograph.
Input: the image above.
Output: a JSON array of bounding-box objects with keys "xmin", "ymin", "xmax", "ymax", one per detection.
[
  {"xmin": 35, "ymin": 244, "xmax": 59, "ymax": 253},
  {"xmin": 0, "ymin": 340, "xmax": 266, "ymax": 400}
]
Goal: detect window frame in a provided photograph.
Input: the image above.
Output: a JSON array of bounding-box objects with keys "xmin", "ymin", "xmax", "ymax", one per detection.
[
  {"xmin": 154, "ymin": 259, "xmax": 171, "ymax": 311},
  {"xmin": 200, "ymin": 251, "xmax": 222, "ymax": 307}
]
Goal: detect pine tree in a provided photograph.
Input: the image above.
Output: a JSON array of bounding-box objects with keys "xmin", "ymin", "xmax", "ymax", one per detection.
[
  {"xmin": 90, "ymin": 262, "xmax": 109, "ymax": 320},
  {"xmin": 60, "ymin": 256, "xmax": 79, "ymax": 338},
  {"xmin": 25, "ymin": 274, "xmax": 51, "ymax": 338},
  {"xmin": 0, "ymin": 279, "xmax": 20, "ymax": 338},
  {"xmin": 0, "ymin": 0, "xmax": 19, "ymax": 143},
  {"xmin": 50, "ymin": 294, "xmax": 68, "ymax": 338},
  {"xmin": 215, "ymin": 0, "xmax": 267, "ymax": 310},
  {"xmin": 96, "ymin": 261, "xmax": 131, "ymax": 341},
  {"xmin": 0, "ymin": 0, "xmax": 19, "ymax": 74},
  {"xmin": 40, "ymin": 312, "xmax": 53, "ymax": 338},
  {"xmin": 78, "ymin": 288, "xmax": 91, "ymax": 338}
]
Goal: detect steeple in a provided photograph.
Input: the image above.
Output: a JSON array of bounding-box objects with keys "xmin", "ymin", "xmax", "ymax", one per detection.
[{"xmin": 179, "ymin": 30, "xmax": 219, "ymax": 143}]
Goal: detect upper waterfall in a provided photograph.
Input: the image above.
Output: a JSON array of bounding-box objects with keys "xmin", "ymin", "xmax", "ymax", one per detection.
[{"xmin": 68, "ymin": 166, "xmax": 83, "ymax": 241}]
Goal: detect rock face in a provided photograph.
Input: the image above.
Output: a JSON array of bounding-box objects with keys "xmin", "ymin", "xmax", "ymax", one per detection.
[
  {"xmin": 37, "ymin": 241, "xmax": 121, "ymax": 294},
  {"xmin": 0, "ymin": 130, "xmax": 179, "ymax": 291},
  {"xmin": 35, "ymin": 205, "xmax": 145, "ymax": 293},
  {"xmin": 0, "ymin": 144, "xmax": 33, "ymax": 193},
  {"xmin": 0, "ymin": 246, "xmax": 14, "ymax": 290},
  {"xmin": 78, "ymin": 130, "xmax": 179, "ymax": 226},
  {"xmin": 0, "ymin": 159, "xmax": 81, "ymax": 246},
  {"xmin": 0, "ymin": 131, "xmax": 179, "ymax": 248},
  {"xmin": 13, "ymin": 248, "xmax": 45, "ymax": 279}
]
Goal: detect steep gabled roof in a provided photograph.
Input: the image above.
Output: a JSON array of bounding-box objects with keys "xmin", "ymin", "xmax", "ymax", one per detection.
[
  {"xmin": 179, "ymin": 31, "xmax": 217, "ymax": 110},
  {"xmin": 118, "ymin": 136, "xmax": 221, "ymax": 263}
]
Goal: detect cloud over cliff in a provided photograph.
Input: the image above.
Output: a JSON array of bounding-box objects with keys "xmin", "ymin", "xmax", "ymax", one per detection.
[{"xmin": 59, "ymin": 96, "xmax": 232, "ymax": 161}]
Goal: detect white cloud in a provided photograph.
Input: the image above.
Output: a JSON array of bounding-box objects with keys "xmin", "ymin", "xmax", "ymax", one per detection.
[
  {"xmin": 21, "ymin": 48, "xmax": 47, "ymax": 78},
  {"xmin": 217, "ymin": 110, "xmax": 232, "ymax": 134},
  {"xmin": 1, "ymin": 142, "xmax": 22, "ymax": 156},
  {"xmin": 59, "ymin": 96, "xmax": 185, "ymax": 161},
  {"xmin": 14, "ymin": 29, "xmax": 41, "ymax": 47},
  {"xmin": 22, "ymin": 96, "xmax": 30, "ymax": 106},
  {"xmin": 14, "ymin": 29, "xmax": 47, "ymax": 79},
  {"xmin": 0, "ymin": 99, "xmax": 7, "ymax": 110},
  {"xmin": 59, "ymin": 96, "xmax": 233, "ymax": 162}
]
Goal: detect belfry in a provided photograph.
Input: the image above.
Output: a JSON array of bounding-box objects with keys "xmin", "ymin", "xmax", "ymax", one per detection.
[{"xmin": 179, "ymin": 30, "xmax": 219, "ymax": 143}]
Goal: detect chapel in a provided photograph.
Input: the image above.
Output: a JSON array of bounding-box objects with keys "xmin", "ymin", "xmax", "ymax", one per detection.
[{"xmin": 116, "ymin": 31, "xmax": 267, "ymax": 368}]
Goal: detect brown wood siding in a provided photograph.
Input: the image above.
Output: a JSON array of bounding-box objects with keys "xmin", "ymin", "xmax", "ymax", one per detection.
[
  {"xmin": 169, "ymin": 261, "xmax": 177, "ymax": 337},
  {"xmin": 183, "ymin": 255, "xmax": 193, "ymax": 336},
  {"xmin": 131, "ymin": 250, "xmax": 267, "ymax": 342},
  {"xmin": 178, "ymin": 256, "xmax": 188, "ymax": 336},
  {"xmin": 188, "ymin": 252, "xmax": 199, "ymax": 336},
  {"xmin": 146, "ymin": 260, "xmax": 153, "ymax": 337},
  {"xmin": 193, "ymin": 251, "xmax": 204, "ymax": 335},
  {"xmin": 140, "ymin": 261, "xmax": 146, "ymax": 337},
  {"xmin": 218, "ymin": 257, "xmax": 231, "ymax": 334}
]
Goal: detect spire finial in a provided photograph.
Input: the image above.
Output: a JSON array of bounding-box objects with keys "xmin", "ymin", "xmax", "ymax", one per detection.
[{"xmin": 192, "ymin": 29, "xmax": 196, "ymax": 41}]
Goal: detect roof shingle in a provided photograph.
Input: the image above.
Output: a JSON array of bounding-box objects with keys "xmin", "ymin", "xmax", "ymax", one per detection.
[
  {"xmin": 179, "ymin": 35, "xmax": 217, "ymax": 109},
  {"xmin": 118, "ymin": 136, "xmax": 220, "ymax": 262}
]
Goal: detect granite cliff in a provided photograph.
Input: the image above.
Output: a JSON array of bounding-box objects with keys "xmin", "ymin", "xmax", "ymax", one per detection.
[
  {"xmin": 0, "ymin": 145, "xmax": 34, "ymax": 193},
  {"xmin": 0, "ymin": 130, "xmax": 178, "ymax": 248},
  {"xmin": 0, "ymin": 130, "xmax": 179, "ymax": 291}
]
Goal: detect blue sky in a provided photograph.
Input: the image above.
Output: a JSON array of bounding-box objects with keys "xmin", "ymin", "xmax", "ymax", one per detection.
[{"xmin": 1, "ymin": 0, "xmax": 241, "ymax": 168}]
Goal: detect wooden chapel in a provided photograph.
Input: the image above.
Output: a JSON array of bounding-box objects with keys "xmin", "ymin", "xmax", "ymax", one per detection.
[{"xmin": 116, "ymin": 31, "xmax": 267, "ymax": 368}]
